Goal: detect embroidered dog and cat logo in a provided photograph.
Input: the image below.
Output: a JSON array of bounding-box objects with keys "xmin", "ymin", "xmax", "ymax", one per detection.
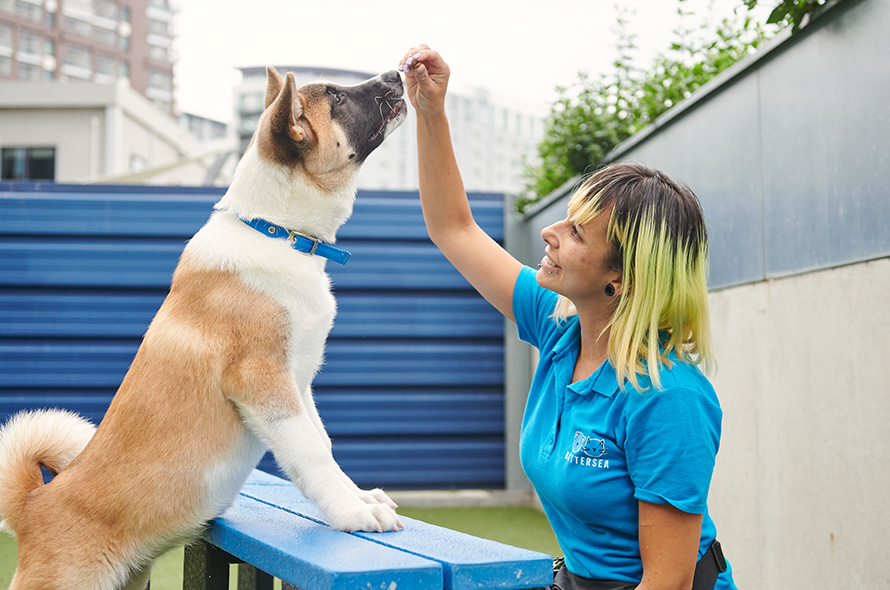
[{"xmin": 567, "ymin": 431, "xmax": 610, "ymax": 468}]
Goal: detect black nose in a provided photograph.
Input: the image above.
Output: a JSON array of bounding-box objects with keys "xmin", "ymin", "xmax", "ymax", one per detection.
[{"xmin": 381, "ymin": 70, "xmax": 401, "ymax": 84}]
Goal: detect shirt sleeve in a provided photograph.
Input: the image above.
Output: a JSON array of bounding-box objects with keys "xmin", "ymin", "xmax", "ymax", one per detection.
[
  {"xmin": 624, "ymin": 385, "xmax": 723, "ymax": 514},
  {"xmin": 512, "ymin": 265, "xmax": 560, "ymax": 350}
]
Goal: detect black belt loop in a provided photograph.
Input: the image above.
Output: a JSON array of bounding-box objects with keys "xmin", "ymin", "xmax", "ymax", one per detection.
[{"xmin": 691, "ymin": 540, "xmax": 727, "ymax": 590}]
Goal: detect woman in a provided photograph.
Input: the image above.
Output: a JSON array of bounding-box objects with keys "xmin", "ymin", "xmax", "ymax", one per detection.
[{"xmin": 399, "ymin": 46, "xmax": 737, "ymax": 590}]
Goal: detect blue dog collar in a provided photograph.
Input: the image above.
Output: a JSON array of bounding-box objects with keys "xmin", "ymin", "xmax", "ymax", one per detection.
[{"xmin": 240, "ymin": 217, "xmax": 351, "ymax": 265}]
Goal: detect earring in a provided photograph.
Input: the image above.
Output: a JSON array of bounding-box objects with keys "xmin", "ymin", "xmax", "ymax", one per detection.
[{"xmin": 605, "ymin": 284, "xmax": 616, "ymax": 297}]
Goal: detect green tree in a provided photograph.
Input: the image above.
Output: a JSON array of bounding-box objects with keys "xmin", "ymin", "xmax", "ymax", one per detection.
[
  {"xmin": 519, "ymin": 1, "xmax": 777, "ymax": 211},
  {"xmin": 743, "ymin": 0, "xmax": 830, "ymax": 33}
]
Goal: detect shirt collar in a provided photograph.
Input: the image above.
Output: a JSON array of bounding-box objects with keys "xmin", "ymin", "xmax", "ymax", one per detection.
[
  {"xmin": 552, "ymin": 318, "xmax": 621, "ymax": 398},
  {"xmin": 567, "ymin": 360, "xmax": 620, "ymax": 398},
  {"xmin": 590, "ymin": 361, "xmax": 621, "ymax": 397}
]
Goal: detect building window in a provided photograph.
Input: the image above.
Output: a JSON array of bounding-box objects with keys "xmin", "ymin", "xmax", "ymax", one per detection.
[
  {"xmin": 238, "ymin": 92, "xmax": 264, "ymax": 115},
  {"xmin": 92, "ymin": 26, "xmax": 116, "ymax": 47},
  {"xmin": 238, "ymin": 114, "xmax": 259, "ymax": 134},
  {"xmin": 0, "ymin": 21, "xmax": 11, "ymax": 49},
  {"xmin": 18, "ymin": 29, "xmax": 42, "ymax": 56},
  {"xmin": 147, "ymin": 69, "xmax": 172, "ymax": 92},
  {"xmin": 17, "ymin": 61, "xmax": 41, "ymax": 80},
  {"xmin": 148, "ymin": 44, "xmax": 169, "ymax": 62},
  {"xmin": 148, "ymin": 18, "xmax": 169, "ymax": 36},
  {"xmin": 63, "ymin": 16, "xmax": 92, "ymax": 38},
  {"xmin": 1, "ymin": 147, "xmax": 56, "ymax": 181},
  {"xmin": 94, "ymin": 53, "xmax": 115, "ymax": 79},
  {"xmin": 62, "ymin": 42, "xmax": 91, "ymax": 75},
  {"xmin": 14, "ymin": 0, "xmax": 42, "ymax": 23},
  {"xmin": 93, "ymin": 0, "xmax": 117, "ymax": 20}
]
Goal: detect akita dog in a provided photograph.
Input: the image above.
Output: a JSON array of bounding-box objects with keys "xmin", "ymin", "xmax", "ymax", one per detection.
[{"xmin": 0, "ymin": 66, "xmax": 407, "ymax": 590}]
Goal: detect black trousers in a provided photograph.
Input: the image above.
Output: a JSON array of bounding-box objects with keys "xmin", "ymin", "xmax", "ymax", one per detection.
[
  {"xmin": 551, "ymin": 564, "xmax": 638, "ymax": 590},
  {"xmin": 529, "ymin": 559, "xmax": 637, "ymax": 590}
]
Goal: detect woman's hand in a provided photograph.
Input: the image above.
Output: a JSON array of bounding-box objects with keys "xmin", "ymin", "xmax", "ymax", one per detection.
[{"xmin": 399, "ymin": 45, "xmax": 450, "ymax": 117}]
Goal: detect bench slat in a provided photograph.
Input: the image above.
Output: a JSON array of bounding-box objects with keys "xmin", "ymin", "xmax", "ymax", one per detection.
[
  {"xmin": 206, "ymin": 490, "xmax": 443, "ymax": 590},
  {"xmin": 235, "ymin": 470, "xmax": 553, "ymax": 590}
]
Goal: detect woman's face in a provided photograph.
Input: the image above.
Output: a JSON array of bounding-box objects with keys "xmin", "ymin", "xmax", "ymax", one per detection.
[{"xmin": 538, "ymin": 204, "xmax": 620, "ymax": 310}]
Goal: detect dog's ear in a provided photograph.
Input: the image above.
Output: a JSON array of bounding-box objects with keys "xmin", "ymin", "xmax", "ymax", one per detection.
[
  {"xmin": 264, "ymin": 66, "xmax": 283, "ymax": 110},
  {"xmin": 268, "ymin": 72, "xmax": 306, "ymax": 144}
]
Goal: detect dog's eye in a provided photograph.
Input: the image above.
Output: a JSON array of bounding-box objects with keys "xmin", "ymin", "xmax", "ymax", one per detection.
[{"xmin": 329, "ymin": 90, "xmax": 345, "ymax": 105}]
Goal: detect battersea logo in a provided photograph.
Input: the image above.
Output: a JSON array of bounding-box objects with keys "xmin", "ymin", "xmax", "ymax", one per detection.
[{"xmin": 566, "ymin": 431, "xmax": 610, "ymax": 468}]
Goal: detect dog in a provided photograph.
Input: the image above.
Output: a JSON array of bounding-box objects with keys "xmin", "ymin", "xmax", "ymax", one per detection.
[{"xmin": 0, "ymin": 66, "xmax": 407, "ymax": 590}]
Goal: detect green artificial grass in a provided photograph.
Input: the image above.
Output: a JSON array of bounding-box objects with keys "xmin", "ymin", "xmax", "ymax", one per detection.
[
  {"xmin": 0, "ymin": 506, "xmax": 560, "ymax": 589},
  {"xmin": 398, "ymin": 506, "xmax": 562, "ymax": 557},
  {"xmin": 0, "ymin": 535, "xmax": 13, "ymax": 588}
]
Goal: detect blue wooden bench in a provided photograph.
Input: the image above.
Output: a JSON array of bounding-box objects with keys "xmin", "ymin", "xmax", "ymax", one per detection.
[{"xmin": 182, "ymin": 469, "xmax": 552, "ymax": 590}]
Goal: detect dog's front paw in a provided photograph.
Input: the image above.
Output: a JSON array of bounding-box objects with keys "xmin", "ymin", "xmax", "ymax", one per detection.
[
  {"xmin": 327, "ymin": 502, "xmax": 404, "ymax": 533},
  {"xmin": 357, "ymin": 487, "xmax": 398, "ymax": 509}
]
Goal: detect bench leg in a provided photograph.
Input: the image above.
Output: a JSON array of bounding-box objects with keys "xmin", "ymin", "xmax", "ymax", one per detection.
[
  {"xmin": 183, "ymin": 540, "xmax": 230, "ymax": 590},
  {"xmin": 238, "ymin": 564, "xmax": 274, "ymax": 590},
  {"xmin": 183, "ymin": 539, "xmax": 282, "ymax": 590}
]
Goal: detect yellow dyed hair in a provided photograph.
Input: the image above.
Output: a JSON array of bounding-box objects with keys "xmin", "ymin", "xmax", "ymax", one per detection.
[{"xmin": 552, "ymin": 163, "xmax": 714, "ymax": 391}]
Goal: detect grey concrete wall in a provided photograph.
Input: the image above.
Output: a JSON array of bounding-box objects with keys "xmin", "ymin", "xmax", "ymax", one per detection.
[{"xmin": 708, "ymin": 257, "xmax": 890, "ymax": 588}]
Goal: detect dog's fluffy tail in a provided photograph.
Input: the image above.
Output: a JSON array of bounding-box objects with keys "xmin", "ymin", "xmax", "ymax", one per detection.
[{"xmin": 0, "ymin": 409, "xmax": 96, "ymax": 534}]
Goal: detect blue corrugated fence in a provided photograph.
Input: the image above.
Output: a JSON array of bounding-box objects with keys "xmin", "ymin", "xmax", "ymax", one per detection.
[{"xmin": 0, "ymin": 183, "xmax": 506, "ymax": 489}]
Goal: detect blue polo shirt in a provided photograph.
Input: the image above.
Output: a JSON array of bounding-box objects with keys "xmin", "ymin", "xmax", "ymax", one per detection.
[{"xmin": 514, "ymin": 266, "xmax": 736, "ymax": 588}]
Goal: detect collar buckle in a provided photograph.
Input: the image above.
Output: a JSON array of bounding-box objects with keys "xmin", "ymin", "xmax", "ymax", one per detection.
[{"xmin": 287, "ymin": 230, "xmax": 320, "ymax": 256}]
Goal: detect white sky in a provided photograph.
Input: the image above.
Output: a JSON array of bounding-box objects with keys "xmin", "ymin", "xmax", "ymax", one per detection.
[{"xmin": 174, "ymin": 0, "xmax": 767, "ymax": 123}]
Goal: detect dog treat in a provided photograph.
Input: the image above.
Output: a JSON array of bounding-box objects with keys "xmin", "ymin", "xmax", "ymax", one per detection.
[{"xmin": 404, "ymin": 53, "xmax": 423, "ymax": 71}]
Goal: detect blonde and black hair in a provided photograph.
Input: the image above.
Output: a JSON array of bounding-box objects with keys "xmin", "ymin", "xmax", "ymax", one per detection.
[{"xmin": 553, "ymin": 163, "xmax": 713, "ymax": 390}]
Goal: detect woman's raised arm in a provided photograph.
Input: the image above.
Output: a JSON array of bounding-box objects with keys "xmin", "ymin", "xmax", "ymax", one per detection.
[{"xmin": 400, "ymin": 46, "xmax": 523, "ymax": 321}]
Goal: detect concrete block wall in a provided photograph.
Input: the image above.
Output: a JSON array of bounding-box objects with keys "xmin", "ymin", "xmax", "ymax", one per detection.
[{"xmin": 708, "ymin": 257, "xmax": 890, "ymax": 588}]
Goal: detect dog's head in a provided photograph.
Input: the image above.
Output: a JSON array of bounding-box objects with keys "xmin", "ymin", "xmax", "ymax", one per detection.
[
  {"xmin": 253, "ymin": 66, "xmax": 405, "ymax": 191},
  {"xmin": 220, "ymin": 67, "xmax": 406, "ymax": 239}
]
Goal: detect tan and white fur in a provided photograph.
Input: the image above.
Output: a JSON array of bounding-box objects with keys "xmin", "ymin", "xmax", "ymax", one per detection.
[{"xmin": 0, "ymin": 66, "xmax": 407, "ymax": 590}]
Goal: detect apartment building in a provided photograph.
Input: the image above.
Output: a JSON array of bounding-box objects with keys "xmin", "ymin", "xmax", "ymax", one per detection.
[{"xmin": 0, "ymin": 0, "xmax": 175, "ymax": 113}]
